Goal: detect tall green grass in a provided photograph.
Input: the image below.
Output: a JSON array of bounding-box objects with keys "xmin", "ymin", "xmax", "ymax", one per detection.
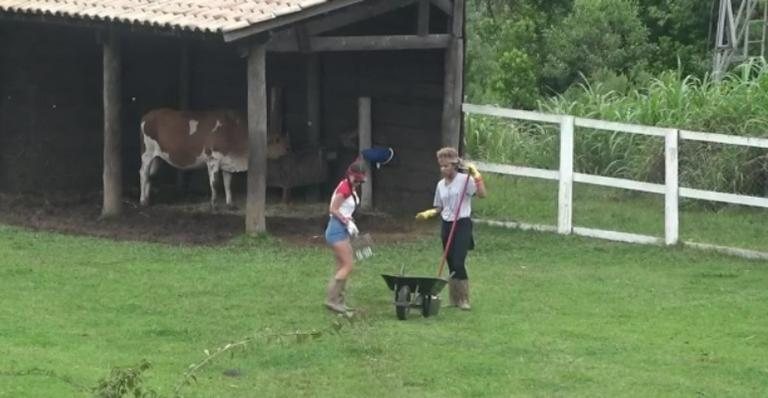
[
  {"xmin": 465, "ymin": 116, "xmax": 559, "ymax": 169},
  {"xmin": 466, "ymin": 60, "xmax": 768, "ymax": 197}
]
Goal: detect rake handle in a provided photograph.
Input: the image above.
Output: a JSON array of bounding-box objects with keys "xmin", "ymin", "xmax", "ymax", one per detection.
[{"xmin": 437, "ymin": 172, "xmax": 471, "ymax": 278}]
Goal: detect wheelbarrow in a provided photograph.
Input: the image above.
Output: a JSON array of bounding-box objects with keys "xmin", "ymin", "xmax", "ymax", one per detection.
[
  {"xmin": 381, "ymin": 271, "xmax": 447, "ymax": 320},
  {"xmin": 381, "ymin": 168, "xmax": 472, "ymax": 320}
]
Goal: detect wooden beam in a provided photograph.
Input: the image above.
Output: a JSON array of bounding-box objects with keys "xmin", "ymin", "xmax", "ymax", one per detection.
[
  {"xmin": 431, "ymin": 0, "xmax": 452, "ymax": 14},
  {"xmin": 223, "ymin": 0, "xmax": 365, "ymax": 42},
  {"xmin": 268, "ymin": 0, "xmax": 419, "ymax": 46},
  {"xmin": 269, "ymin": 34, "xmax": 451, "ymax": 52},
  {"xmin": 246, "ymin": 41, "xmax": 269, "ymax": 235},
  {"xmin": 418, "ymin": 0, "xmax": 431, "ymax": 36},
  {"xmin": 101, "ymin": 30, "xmax": 122, "ymax": 218},
  {"xmin": 358, "ymin": 97, "xmax": 373, "ymax": 210}
]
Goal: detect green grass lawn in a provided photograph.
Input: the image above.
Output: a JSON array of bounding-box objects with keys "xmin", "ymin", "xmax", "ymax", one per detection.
[
  {"xmin": 1, "ymin": 221, "xmax": 767, "ymax": 397},
  {"xmin": 474, "ymin": 174, "xmax": 768, "ymax": 252}
]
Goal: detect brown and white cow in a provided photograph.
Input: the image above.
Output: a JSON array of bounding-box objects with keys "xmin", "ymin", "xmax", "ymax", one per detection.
[{"xmin": 139, "ymin": 108, "xmax": 288, "ymax": 208}]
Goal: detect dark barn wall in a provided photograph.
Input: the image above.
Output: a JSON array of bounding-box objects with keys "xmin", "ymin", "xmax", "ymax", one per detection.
[
  {"xmin": 0, "ymin": 2, "xmax": 454, "ymax": 215},
  {"xmin": 322, "ymin": 49, "xmax": 445, "ymax": 214},
  {"xmin": 321, "ymin": 5, "xmax": 449, "ymax": 214},
  {"xmin": 0, "ymin": 23, "xmax": 101, "ymax": 193},
  {"xmin": 0, "ymin": 23, "xmax": 310, "ymax": 197},
  {"xmin": 121, "ymin": 34, "xmax": 186, "ymax": 193}
]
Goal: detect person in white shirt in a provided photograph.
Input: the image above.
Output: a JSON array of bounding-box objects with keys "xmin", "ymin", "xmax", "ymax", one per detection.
[
  {"xmin": 416, "ymin": 147, "xmax": 487, "ymax": 310},
  {"xmin": 324, "ymin": 161, "xmax": 367, "ymax": 313}
]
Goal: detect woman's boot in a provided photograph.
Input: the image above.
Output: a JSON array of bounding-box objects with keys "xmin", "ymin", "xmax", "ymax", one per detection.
[
  {"xmin": 457, "ymin": 279, "xmax": 471, "ymax": 311},
  {"xmin": 447, "ymin": 278, "xmax": 460, "ymax": 307},
  {"xmin": 325, "ymin": 278, "xmax": 347, "ymax": 313},
  {"xmin": 338, "ymin": 279, "xmax": 354, "ymax": 311}
]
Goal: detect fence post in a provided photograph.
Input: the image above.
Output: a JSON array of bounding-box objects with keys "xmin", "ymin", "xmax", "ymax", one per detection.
[
  {"xmin": 665, "ymin": 129, "xmax": 679, "ymax": 245},
  {"xmin": 558, "ymin": 116, "xmax": 574, "ymax": 235}
]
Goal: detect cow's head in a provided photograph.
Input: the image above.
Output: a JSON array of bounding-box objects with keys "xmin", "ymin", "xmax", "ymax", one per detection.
[{"xmin": 267, "ymin": 134, "xmax": 290, "ymax": 159}]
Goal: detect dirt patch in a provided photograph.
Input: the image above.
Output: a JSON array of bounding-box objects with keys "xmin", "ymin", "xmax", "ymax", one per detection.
[{"xmin": 0, "ymin": 191, "xmax": 434, "ymax": 246}]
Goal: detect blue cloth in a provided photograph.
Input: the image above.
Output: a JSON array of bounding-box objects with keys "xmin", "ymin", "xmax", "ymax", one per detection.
[
  {"xmin": 325, "ymin": 216, "xmax": 349, "ymax": 245},
  {"xmin": 361, "ymin": 147, "xmax": 394, "ymax": 169}
]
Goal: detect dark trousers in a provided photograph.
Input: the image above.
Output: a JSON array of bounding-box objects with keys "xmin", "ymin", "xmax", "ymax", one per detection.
[{"xmin": 441, "ymin": 218, "xmax": 474, "ymax": 280}]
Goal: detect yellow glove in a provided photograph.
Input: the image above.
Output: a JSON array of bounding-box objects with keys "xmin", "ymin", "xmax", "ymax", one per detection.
[
  {"xmin": 415, "ymin": 208, "xmax": 439, "ymax": 220},
  {"xmin": 466, "ymin": 163, "xmax": 482, "ymax": 180}
]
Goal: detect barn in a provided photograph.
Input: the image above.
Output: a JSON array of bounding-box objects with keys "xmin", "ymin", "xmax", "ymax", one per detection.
[{"xmin": 0, "ymin": 0, "xmax": 466, "ymax": 234}]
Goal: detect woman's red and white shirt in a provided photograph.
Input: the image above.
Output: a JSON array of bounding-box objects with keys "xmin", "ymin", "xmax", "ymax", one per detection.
[{"xmin": 332, "ymin": 179, "xmax": 359, "ymax": 219}]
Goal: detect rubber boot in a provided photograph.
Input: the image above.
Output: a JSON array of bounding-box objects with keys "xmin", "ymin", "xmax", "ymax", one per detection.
[
  {"xmin": 338, "ymin": 279, "xmax": 354, "ymax": 311},
  {"xmin": 457, "ymin": 279, "xmax": 471, "ymax": 311},
  {"xmin": 324, "ymin": 278, "xmax": 347, "ymax": 313},
  {"xmin": 447, "ymin": 279, "xmax": 460, "ymax": 307}
]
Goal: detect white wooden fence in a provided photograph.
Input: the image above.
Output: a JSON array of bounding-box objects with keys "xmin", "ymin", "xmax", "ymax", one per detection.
[{"xmin": 463, "ymin": 103, "xmax": 768, "ymax": 261}]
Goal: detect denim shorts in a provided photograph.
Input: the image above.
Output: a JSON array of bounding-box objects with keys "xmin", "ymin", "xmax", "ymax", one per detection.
[{"xmin": 325, "ymin": 217, "xmax": 349, "ymax": 245}]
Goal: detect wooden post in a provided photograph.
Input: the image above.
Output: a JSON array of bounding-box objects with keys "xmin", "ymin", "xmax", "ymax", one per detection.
[
  {"xmin": 441, "ymin": 0, "xmax": 464, "ymax": 149},
  {"xmin": 557, "ymin": 116, "xmax": 574, "ymax": 235},
  {"xmin": 358, "ymin": 97, "xmax": 373, "ymax": 210},
  {"xmin": 441, "ymin": 40, "xmax": 457, "ymax": 148},
  {"xmin": 101, "ymin": 30, "xmax": 122, "ymax": 218},
  {"xmin": 176, "ymin": 42, "xmax": 191, "ymax": 192},
  {"xmin": 454, "ymin": 36, "xmax": 465, "ymax": 152},
  {"xmin": 418, "ymin": 0, "xmax": 431, "ymax": 36},
  {"xmin": 665, "ymin": 129, "xmax": 679, "ymax": 245},
  {"xmin": 246, "ymin": 41, "xmax": 269, "ymax": 235}
]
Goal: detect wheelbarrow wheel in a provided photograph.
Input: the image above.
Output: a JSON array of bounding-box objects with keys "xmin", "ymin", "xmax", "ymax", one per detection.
[
  {"xmin": 421, "ymin": 294, "xmax": 432, "ymax": 317},
  {"xmin": 395, "ymin": 285, "xmax": 411, "ymax": 320}
]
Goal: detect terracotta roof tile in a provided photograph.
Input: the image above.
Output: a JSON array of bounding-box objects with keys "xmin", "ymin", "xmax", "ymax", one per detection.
[{"xmin": 0, "ymin": 0, "xmax": 337, "ymax": 33}]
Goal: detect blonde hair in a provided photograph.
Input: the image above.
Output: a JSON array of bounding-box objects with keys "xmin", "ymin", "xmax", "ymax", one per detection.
[{"xmin": 436, "ymin": 147, "xmax": 460, "ymax": 165}]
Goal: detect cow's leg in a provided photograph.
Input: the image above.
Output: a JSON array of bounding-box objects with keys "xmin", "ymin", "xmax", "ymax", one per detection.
[
  {"xmin": 206, "ymin": 160, "xmax": 220, "ymax": 210},
  {"xmin": 139, "ymin": 153, "xmax": 156, "ymax": 206},
  {"xmin": 222, "ymin": 171, "xmax": 233, "ymax": 207},
  {"xmin": 149, "ymin": 157, "xmax": 161, "ymax": 177}
]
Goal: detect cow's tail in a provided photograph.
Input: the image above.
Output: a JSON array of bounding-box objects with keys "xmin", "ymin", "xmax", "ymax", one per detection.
[
  {"xmin": 139, "ymin": 111, "xmax": 154, "ymax": 153},
  {"xmin": 139, "ymin": 120, "xmax": 146, "ymax": 152}
]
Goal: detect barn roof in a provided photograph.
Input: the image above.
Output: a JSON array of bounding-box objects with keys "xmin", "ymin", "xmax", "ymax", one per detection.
[{"xmin": 0, "ymin": 0, "xmax": 359, "ymax": 37}]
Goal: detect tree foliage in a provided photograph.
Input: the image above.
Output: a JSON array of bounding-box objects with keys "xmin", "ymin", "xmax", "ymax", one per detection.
[{"xmin": 466, "ymin": 0, "xmax": 717, "ymax": 106}]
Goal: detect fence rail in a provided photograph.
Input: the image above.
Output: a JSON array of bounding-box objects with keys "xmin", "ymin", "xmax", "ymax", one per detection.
[{"xmin": 464, "ymin": 103, "xmax": 768, "ymax": 260}]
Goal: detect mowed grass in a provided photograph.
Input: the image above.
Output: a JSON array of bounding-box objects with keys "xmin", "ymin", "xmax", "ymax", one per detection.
[
  {"xmin": 1, "ymin": 217, "xmax": 767, "ymax": 397},
  {"xmin": 474, "ymin": 174, "xmax": 768, "ymax": 252}
]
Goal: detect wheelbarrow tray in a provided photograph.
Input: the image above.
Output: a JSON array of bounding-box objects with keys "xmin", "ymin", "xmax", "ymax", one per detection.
[{"xmin": 381, "ymin": 274, "xmax": 448, "ymax": 296}]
